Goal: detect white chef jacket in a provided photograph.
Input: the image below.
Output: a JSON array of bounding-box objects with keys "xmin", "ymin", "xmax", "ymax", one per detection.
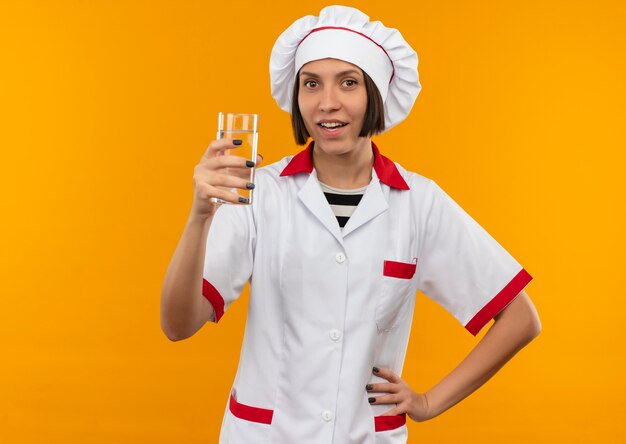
[{"xmin": 202, "ymin": 142, "xmax": 533, "ymax": 443}]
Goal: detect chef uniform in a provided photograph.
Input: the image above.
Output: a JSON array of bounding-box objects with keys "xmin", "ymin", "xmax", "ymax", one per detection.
[{"xmin": 202, "ymin": 6, "xmax": 533, "ymax": 443}]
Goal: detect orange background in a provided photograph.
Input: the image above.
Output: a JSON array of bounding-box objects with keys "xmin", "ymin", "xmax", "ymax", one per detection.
[{"xmin": 1, "ymin": 0, "xmax": 624, "ymax": 442}]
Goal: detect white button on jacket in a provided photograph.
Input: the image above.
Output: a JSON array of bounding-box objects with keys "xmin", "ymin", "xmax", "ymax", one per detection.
[
  {"xmin": 329, "ymin": 329, "xmax": 342, "ymax": 342},
  {"xmin": 322, "ymin": 410, "xmax": 334, "ymax": 422},
  {"xmin": 202, "ymin": 142, "xmax": 533, "ymax": 443}
]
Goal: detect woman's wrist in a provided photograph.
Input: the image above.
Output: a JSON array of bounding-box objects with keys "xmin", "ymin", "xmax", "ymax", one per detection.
[
  {"xmin": 187, "ymin": 206, "xmax": 215, "ymax": 227},
  {"xmin": 423, "ymin": 391, "xmax": 441, "ymax": 420}
]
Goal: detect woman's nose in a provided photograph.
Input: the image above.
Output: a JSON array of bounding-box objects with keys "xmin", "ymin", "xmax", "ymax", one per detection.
[{"xmin": 318, "ymin": 87, "xmax": 341, "ymax": 112}]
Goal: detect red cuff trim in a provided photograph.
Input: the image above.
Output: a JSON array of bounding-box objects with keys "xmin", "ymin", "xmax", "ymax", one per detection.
[
  {"xmin": 465, "ymin": 268, "xmax": 533, "ymax": 336},
  {"xmin": 383, "ymin": 260, "xmax": 417, "ymax": 279},
  {"xmin": 202, "ymin": 278, "xmax": 225, "ymax": 323},
  {"xmin": 229, "ymin": 394, "xmax": 274, "ymax": 425},
  {"xmin": 374, "ymin": 413, "xmax": 406, "ymax": 432}
]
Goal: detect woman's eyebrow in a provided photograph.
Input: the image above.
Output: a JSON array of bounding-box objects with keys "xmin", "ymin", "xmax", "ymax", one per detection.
[
  {"xmin": 300, "ymin": 71, "xmax": 320, "ymax": 79},
  {"xmin": 335, "ymin": 69, "xmax": 361, "ymax": 78},
  {"xmin": 300, "ymin": 69, "xmax": 362, "ymax": 79}
]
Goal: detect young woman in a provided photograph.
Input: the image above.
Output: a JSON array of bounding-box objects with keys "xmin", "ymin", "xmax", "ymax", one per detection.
[{"xmin": 161, "ymin": 6, "xmax": 541, "ymax": 443}]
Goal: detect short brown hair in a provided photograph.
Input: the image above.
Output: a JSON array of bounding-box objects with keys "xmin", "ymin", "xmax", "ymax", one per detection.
[{"xmin": 291, "ymin": 69, "xmax": 386, "ymax": 145}]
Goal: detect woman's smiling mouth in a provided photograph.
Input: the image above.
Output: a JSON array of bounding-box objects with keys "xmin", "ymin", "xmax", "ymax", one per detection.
[{"xmin": 318, "ymin": 121, "xmax": 348, "ymax": 133}]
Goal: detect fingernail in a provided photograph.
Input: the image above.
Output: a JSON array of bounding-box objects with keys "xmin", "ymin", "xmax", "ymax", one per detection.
[
  {"xmin": 246, "ymin": 182, "xmax": 255, "ymax": 190},
  {"xmin": 258, "ymin": 153, "xmax": 264, "ymax": 160},
  {"xmin": 233, "ymin": 139, "xmax": 243, "ymax": 146},
  {"xmin": 246, "ymin": 160, "xmax": 255, "ymax": 168},
  {"xmin": 238, "ymin": 197, "xmax": 249, "ymax": 204},
  {"xmin": 368, "ymin": 397, "xmax": 376, "ymax": 404},
  {"xmin": 373, "ymin": 367, "xmax": 379, "ymax": 373},
  {"xmin": 365, "ymin": 384, "xmax": 373, "ymax": 391}
]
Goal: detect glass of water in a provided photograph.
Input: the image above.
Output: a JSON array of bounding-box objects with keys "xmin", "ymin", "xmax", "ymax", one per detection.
[{"xmin": 214, "ymin": 112, "xmax": 258, "ymax": 205}]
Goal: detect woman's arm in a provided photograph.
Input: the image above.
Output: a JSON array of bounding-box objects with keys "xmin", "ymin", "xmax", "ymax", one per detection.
[
  {"xmin": 160, "ymin": 139, "xmax": 259, "ymax": 342},
  {"xmin": 423, "ymin": 290, "xmax": 541, "ymax": 418},
  {"xmin": 368, "ymin": 290, "xmax": 541, "ymax": 421},
  {"xmin": 160, "ymin": 213, "xmax": 216, "ymax": 342}
]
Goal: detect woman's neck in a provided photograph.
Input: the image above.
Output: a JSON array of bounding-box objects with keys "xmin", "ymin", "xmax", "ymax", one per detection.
[{"xmin": 312, "ymin": 138, "xmax": 374, "ymax": 189}]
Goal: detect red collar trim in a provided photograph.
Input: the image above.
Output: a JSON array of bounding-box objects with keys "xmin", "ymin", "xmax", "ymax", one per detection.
[{"xmin": 279, "ymin": 141, "xmax": 409, "ymax": 190}]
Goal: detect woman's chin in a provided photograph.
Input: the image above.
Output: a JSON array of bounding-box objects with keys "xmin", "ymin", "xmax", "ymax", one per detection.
[{"xmin": 313, "ymin": 138, "xmax": 366, "ymax": 157}]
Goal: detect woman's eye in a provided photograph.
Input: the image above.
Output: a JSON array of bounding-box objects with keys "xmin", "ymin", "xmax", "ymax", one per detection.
[
  {"xmin": 343, "ymin": 79, "xmax": 357, "ymax": 87},
  {"xmin": 304, "ymin": 80, "xmax": 318, "ymax": 88}
]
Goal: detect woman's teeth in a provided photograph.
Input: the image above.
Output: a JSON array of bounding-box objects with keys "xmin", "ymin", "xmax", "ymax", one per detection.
[{"xmin": 320, "ymin": 122, "xmax": 347, "ymax": 128}]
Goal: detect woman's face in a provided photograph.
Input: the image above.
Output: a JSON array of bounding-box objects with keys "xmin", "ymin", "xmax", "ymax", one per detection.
[{"xmin": 297, "ymin": 58, "xmax": 368, "ymax": 155}]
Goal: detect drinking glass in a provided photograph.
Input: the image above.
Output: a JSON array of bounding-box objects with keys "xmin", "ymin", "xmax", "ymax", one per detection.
[{"xmin": 213, "ymin": 112, "xmax": 258, "ymax": 205}]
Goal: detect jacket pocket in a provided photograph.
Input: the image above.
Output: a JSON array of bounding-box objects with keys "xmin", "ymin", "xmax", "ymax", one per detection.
[
  {"xmin": 374, "ymin": 414, "xmax": 408, "ymax": 443},
  {"xmin": 383, "ymin": 260, "xmax": 417, "ymax": 279},
  {"xmin": 226, "ymin": 389, "xmax": 273, "ymax": 443},
  {"xmin": 375, "ymin": 260, "xmax": 417, "ymax": 332}
]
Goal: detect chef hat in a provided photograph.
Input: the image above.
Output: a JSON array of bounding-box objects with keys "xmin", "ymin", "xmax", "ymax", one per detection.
[{"xmin": 270, "ymin": 5, "xmax": 421, "ymax": 132}]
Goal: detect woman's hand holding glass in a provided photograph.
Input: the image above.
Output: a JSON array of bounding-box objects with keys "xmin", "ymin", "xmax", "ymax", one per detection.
[{"xmin": 191, "ymin": 138, "xmax": 262, "ymax": 220}]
